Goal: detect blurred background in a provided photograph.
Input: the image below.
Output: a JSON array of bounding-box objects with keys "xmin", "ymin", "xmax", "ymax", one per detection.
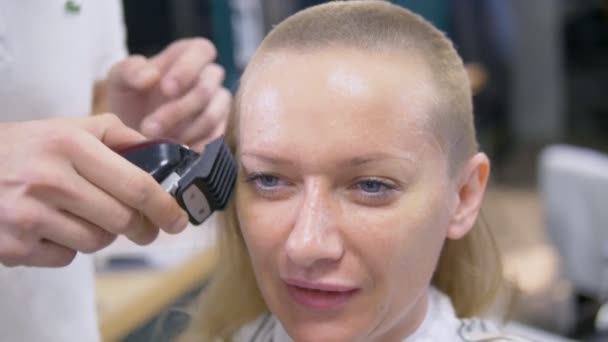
[{"xmin": 96, "ymin": 0, "xmax": 608, "ymax": 341}]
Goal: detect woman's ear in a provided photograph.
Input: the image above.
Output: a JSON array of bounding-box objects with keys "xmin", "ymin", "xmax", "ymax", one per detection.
[{"xmin": 446, "ymin": 153, "xmax": 490, "ymax": 240}]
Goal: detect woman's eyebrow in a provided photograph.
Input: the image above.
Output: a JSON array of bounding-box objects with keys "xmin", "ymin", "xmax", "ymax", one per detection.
[
  {"xmin": 339, "ymin": 153, "xmax": 416, "ymax": 167},
  {"xmin": 240, "ymin": 152, "xmax": 296, "ymax": 166}
]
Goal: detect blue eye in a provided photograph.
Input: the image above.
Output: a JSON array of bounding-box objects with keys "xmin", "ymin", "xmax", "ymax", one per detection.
[
  {"xmin": 257, "ymin": 174, "xmax": 280, "ymax": 188},
  {"xmin": 350, "ymin": 178, "xmax": 399, "ymax": 206},
  {"xmin": 358, "ymin": 179, "xmax": 390, "ymax": 193},
  {"xmin": 244, "ymin": 173, "xmax": 295, "ymax": 200},
  {"xmin": 244, "ymin": 173, "xmax": 287, "ymax": 191}
]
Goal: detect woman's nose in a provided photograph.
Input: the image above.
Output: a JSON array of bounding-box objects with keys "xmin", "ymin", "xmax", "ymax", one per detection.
[{"xmin": 285, "ymin": 183, "xmax": 344, "ymax": 269}]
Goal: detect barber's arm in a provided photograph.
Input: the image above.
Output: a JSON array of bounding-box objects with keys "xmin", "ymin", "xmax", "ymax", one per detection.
[
  {"xmin": 94, "ymin": 38, "xmax": 232, "ymax": 152},
  {"xmin": 0, "ymin": 115, "xmax": 189, "ymax": 267}
]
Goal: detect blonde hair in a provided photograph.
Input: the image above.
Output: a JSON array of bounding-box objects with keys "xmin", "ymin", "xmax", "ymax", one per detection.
[{"xmin": 181, "ymin": 1, "xmax": 502, "ymax": 341}]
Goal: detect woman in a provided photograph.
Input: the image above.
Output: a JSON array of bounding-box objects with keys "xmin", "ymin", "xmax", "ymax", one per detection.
[{"xmin": 183, "ymin": 1, "xmax": 512, "ymax": 341}]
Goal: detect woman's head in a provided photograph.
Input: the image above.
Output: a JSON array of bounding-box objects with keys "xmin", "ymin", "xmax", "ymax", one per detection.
[
  {"xmin": 239, "ymin": 0, "xmax": 478, "ymax": 171},
  {"xmin": 186, "ymin": 2, "xmax": 501, "ymax": 341}
]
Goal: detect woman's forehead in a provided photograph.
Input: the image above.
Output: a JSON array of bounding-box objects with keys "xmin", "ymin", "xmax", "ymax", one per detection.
[
  {"xmin": 238, "ymin": 49, "xmax": 440, "ymax": 153},
  {"xmin": 245, "ymin": 48, "xmax": 434, "ymax": 93}
]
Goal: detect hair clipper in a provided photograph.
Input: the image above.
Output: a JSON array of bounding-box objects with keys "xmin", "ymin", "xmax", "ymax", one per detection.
[{"xmin": 116, "ymin": 136, "xmax": 237, "ymax": 225}]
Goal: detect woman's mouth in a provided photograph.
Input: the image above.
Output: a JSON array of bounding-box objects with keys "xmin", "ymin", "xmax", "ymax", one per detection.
[{"xmin": 283, "ymin": 279, "xmax": 360, "ymax": 311}]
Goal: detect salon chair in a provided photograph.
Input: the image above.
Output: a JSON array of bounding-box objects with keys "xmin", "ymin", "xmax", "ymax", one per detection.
[{"xmin": 539, "ymin": 144, "xmax": 608, "ymax": 339}]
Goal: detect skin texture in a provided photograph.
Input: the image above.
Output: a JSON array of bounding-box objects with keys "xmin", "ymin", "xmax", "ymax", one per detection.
[
  {"xmin": 0, "ymin": 115, "xmax": 189, "ymax": 267},
  {"xmin": 0, "ymin": 38, "xmax": 231, "ymax": 267},
  {"xmin": 234, "ymin": 48, "xmax": 490, "ymax": 342},
  {"xmin": 100, "ymin": 38, "xmax": 231, "ymax": 152}
]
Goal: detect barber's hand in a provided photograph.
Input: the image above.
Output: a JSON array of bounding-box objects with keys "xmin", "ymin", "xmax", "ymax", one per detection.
[
  {"xmin": 106, "ymin": 38, "xmax": 231, "ymax": 152},
  {"xmin": 0, "ymin": 114, "xmax": 189, "ymax": 267}
]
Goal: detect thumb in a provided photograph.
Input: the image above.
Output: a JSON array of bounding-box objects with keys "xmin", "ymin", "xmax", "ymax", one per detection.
[
  {"xmin": 106, "ymin": 55, "xmax": 160, "ymax": 92},
  {"xmin": 76, "ymin": 114, "xmax": 146, "ymax": 148}
]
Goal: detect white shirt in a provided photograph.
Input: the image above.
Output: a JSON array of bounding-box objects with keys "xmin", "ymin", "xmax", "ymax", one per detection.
[
  {"xmin": 0, "ymin": 0, "xmax": 126, "ymax": 121},
  {"xmin": 0, "ymin": 1, "xmax": 127, "ymax": 341},
  {"xmin": 236, "ymin": 288, "xmax": 528, "ymax": 342}
]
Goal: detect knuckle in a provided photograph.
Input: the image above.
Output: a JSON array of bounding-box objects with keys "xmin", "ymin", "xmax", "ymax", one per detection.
[
  {"xmin": 8, "ymin": 207, "xmax": 41, "ymax": 236},
  {"xmin": 155, "ymin": 104, "xmax": 182, "ymax": 128},
  {"xmin": 172, "ymin": 98, "xmax": 189, "ymax": 116},
  {"xmin": 45, "ymin": 130, "xmax": 75, "ymax": 154},
  {"xmin": 20, "ymin": 168, "xmax": 67, "ymax": 197},
  {"xmin": 113, "ymin": 210, "xmax": 137, "ymax": 234},
  {"xmin": 149, "ymin": 109, "xmax": 171, "ymax": 129},
  {"xmin": 124, "ymin": 173, "xmax": 156, "ymax": 209}
]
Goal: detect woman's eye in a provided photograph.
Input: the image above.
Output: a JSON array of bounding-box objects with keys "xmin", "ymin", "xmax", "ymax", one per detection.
[
  {"xmin": 244, "ymin": 173, "xmax": 292, "ymax": 198},
  {"xmin": 350, "ymin": 178, "xmax": 399, "ymax": 206},
  {"xmin": 256, "ymin": 174, "xmax": 281, "ymax": 188},
  {"xmin": 245, "ymin": 173, "xmax": 295, "ymax": 200},
  {"xmin": 358, "ymin": 180, "xmax": 386, "ymax": 193},
  {"xmin": 356, "ymin": 179, "xmax": 393, "ymax": 194}
]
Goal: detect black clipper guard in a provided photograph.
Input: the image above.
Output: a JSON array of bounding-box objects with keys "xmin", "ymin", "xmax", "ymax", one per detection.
[{"xmin": 117, "ymin": 136, "xmax": 237, "ymax": 225}]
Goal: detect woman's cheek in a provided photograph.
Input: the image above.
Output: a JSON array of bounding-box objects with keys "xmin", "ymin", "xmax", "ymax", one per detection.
[
  {"xmin": 344, "ymin": 189, "xmax": 442, "ymax": 261},
  {"xmin": 237, "ymin": 192, "xmax": 296, "ymax": 253}
]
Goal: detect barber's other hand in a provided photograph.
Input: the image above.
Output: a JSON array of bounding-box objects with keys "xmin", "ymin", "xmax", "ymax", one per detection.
[
  {"xmin": 0, "ymin": 115, "xmax": 189, "ymax": 267},
  {"xmin": 106, "ymin": 38, "xmax": 231, "ymax": 152}
]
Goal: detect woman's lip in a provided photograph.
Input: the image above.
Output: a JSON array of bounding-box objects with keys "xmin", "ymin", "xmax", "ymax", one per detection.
[
  {"xmin": 283, "ymin": 279, "xmax": 360, "ymax": 311},
  {"xmin": 283, "ymin": 278, "xmax": 358, "ymax": 292}
]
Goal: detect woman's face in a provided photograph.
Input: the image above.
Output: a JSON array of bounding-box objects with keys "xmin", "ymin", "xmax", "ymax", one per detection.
[{"xmin": 236, "ymin": 48, "xmax": 460, "ymax": 342}]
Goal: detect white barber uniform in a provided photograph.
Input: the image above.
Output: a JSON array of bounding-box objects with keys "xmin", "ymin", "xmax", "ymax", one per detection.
[{"xmin": 0, "ymin": 1, "xmax": 126, "ymax": 341}]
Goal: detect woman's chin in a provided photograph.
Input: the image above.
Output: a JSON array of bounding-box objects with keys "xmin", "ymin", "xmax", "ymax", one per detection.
[
  {"xmin": 280, "ymin": 319, "xmax": 363, "ymax": 342},
  {"xmin": 287, "ymin": 329, "xmax": 356, "ymax": 342}
]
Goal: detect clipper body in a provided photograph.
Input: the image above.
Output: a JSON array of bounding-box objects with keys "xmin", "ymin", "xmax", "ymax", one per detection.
[{"xmin": 117, "ymin": 137, "xmax": 237, "ymax": 225}]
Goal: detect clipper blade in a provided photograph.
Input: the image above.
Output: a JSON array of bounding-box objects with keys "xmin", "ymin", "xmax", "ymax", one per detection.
[{"xmin": 176, "ymin": 136, "xmax": 237, "ymax": 225}]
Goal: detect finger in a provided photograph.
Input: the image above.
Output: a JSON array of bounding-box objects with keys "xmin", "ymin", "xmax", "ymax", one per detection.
[
  {"xmin": 123, "ymin": 215, "xmax": 160, "ymax": 246},
  {"xmin": 0, "ymin": 198, "xmax": 52, "ymax": 266},
  {"xmin": 39, "ymin": 208, "xmax": 117, "ymax": 254},
  {"xmin": 1, "ymin": 198, "xmax": 79, "ymax": 267},
  {"xmin": 38, "ymin": 169, "xmax": 153, "ymax": 244},
  {"xmin": 0, "ymin": 235, "xmax": 34, "ymax": 267},
  {"xmin": 74, "ymin": 113, "xmax": 146, "ymax": 149},
  {"xmin": 191, "ymin": 118, "xmax": 228, "ymax": 152},
  {"xmin": 67, "ymin": 132, "xmax": 189, "ymax": 234},
  {"xmin": 23, "ymin": 240, "xmax": 78, "ymax": 268},
  {"xmin": 142, "ymin": 64, "xmax": 225, "ymax": 136},
  {"xmin": 151, "ymin": 38, "xmax": 217, "ymax": 98},
  {"xmin": 179, "ymin": 87, "xmax": 232, "ymax": 145},
  {"xmin": 106, "ymin": 55, "xmax": 161, "ymax": 92}
]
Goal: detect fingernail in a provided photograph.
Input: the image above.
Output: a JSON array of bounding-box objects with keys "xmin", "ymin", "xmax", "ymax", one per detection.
[
  {"xmin": 141, "ymin": 119, "xmax": 163, "ymax": 137},
  {"xmin": 162, "ymin": 78, "xmax": 180, "ymax": 98},
  {"xmin": 170, "ymin": 213, "xmax": 189, "ymax": 233}
]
